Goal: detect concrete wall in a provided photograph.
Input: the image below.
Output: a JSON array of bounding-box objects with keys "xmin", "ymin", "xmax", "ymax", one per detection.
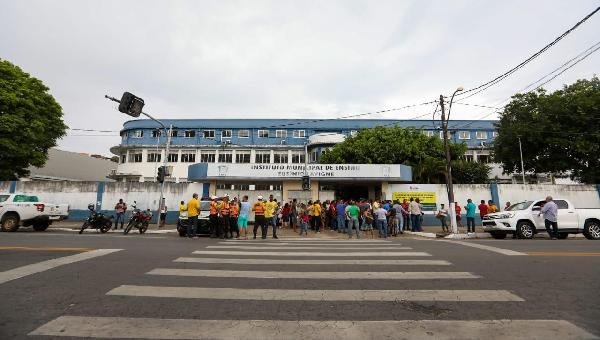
[{"xmin": 2, "ymin": 181, "xmax": 599, "ymax": 225}]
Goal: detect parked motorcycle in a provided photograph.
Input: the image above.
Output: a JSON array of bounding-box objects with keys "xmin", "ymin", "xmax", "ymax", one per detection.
[
  {"xmin": 79, "ymin": 204, "xmax": 113, "ymax": 234},
  {"xmin": 124, "ymin": 208, "xmax": 152, "ymax": 235}
]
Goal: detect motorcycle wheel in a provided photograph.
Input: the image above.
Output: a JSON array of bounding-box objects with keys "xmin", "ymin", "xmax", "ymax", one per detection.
[
  {"xmin": 100, "ymin": 221, "xmax": 111, "ymax": 233},
  {"xmin": 79, "ymin": 222, "xmax": 90, "ymax": 234},
  {"xmin": 124, "ymin": 221, "xmax": 134, "ymax": 235},
  {"xmin": 139, "ymin": 222, "xmax": 148, "ymax": 234}
]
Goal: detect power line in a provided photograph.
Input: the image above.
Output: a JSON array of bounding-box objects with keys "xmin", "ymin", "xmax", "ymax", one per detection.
[
  {"xmin": 455, "ymin": 6, "xmax": 600, "ymax": 101},
  {"xmin": 68, "ymin": 128, "xmax": 120, "ymax": 133}
]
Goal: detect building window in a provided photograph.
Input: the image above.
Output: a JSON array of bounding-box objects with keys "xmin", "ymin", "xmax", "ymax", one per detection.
[
  {"xmin": 120, "ymin": 154, "xmax": 126, "ymax": 163},
  {"xmin": 132, "ymin": 130, "xmax": 143, "ymax": 138},
  {"xmin": 181, "ymin": 151, "xmax": 196, "ymax": 163},
  {"xmin": 235, "ymin": 151, "xmax": 251, "ymax": 163},
  {"xmin": 476, "ymin": 131, "xmax": 488, "ymax": 139},
  {"xmin": 291, "ymin": 152, "xmax": 305, "ymax": 164},
  {"xmin": 424, "ymin": 131, "xmax": 435, "ymax": 137},
  {"xmin": 458, "ymin": 131, "xmax": 471, "ymax": 140},
  {"xmin": 492, "ymin": 131, "xmax": 499, "ymax": 138},
  {"xmin": 258, "ymin": 130, "xmax": 270, "ymax": 138},
  {"xmin": 238, "ymin": 130, "xmax": 250, "ymax": 138},
  {"xmin": 184, "ymin": 130, "xmax": 196, "ymax": 138},
  {"xmin": 200, "ymin": 151, "xmax": 215, "ymax": 163},
  {"xmin": 350, "ymin": 130, "xmax": 358, "ymax": 137},
  {"xmin": 233, "ymin": 184, "xmax": 250, "ymax": 190},
  {"xmin": 221, "ymin": 130, "xmax": 232, "ymax": 138},
  {"xmin": 439, "ymin": 131, "xmax": 445, "ymax": 139},
  {"xmin": 273, "ymin": 184, "xmax": 283, "ymax": 191},
  {"xmin": 128, "ymin": 151, "xmax": 142, "ymax": 163},
  {"xmin": 273, "ymin": 152, "xmax": 288, "ymax": 164},
  {"xmin": 218, "ymin": 151, "xmax": 232, "ymax": 163},
  {"xmin": 216, "ymin": 183, "xmax": 231, "ymax": 190},
  {"xmin": 167, "ymin": 153, "xmax": 178, "ymax": 162},
  {"xmin": 152, "ymin": 130, "xmax": 161, "ymax": 138},
  {"xmin": 478, "ymin": 155, "xmax": 490, "ymax": 163},
  {"xmin": 293, "ymin": 130, "xmax": 306, "ymax": 138},
  {"xmin": 147, "ymin": 152, "xmax": 161, "ymax": 162},
  {"xmin": 254, "ymin": 184, "xmax": 271, "ymax": 190},
  {"xmin": 203, "ymin": 130, "xmax": 215, "ymax": 139},
  {"xmin": 275, "ymin": 130, "xmax": 287, "ymax": 138},
  {"xmin": 255, "ymin": 151, "xmax": 271, "ymax": 163}
]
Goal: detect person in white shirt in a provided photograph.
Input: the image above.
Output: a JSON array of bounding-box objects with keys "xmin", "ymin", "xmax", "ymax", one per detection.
[
  {"xmin": 540, "ymin": 196, "xmax": 559, "ymax": 239},
  {"xmin": 436, "ymin": 204, "xmax": 449, "ymax": 233}
]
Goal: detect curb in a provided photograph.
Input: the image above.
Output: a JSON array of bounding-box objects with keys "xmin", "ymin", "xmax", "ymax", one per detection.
[{"xmin": 51, "ymin": 227, "xmax": 177, "ymax": 234}]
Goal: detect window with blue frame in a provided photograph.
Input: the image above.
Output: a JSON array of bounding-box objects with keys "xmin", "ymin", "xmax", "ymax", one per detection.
[
  {"xmin": 203, "ymin": 130, "xmax": 215, "ymax": 138},
  {"xmin": 258, "ymin": 130, "xmax": 270, "ymax": 138},
  {"xmin": 184, "ymin": 130, "xmax": 196, "ymax": 138}
]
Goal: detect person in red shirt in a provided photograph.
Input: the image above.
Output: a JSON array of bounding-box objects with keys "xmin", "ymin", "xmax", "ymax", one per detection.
[
  {"xmin": 478, "ymin": 200, "xmax": 488, "ymax": 219},
  {"xmin": 455, "ymin": 204, "xmax": 463, "ymax": 228}
]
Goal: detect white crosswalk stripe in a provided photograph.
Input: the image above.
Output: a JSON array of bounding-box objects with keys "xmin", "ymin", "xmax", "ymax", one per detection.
[
  {"xmin": 147, "ymin": 268, "xmax": 480, "ymax": 279},
  {"xmin": 174, "ymin": 257, "xmax": 452, "ymax": 265},
  {"xmin": 30, "ymin": 317, "xmax": 599, "ymax": 340},
  {"xmin": 192, "ymin": 250, "xmax": 427, "ymax": 256},
  {"xmin": 206, "ymin": 245, "xmax": 411, "ymax": 250},
  {"xmin": 107, "ymin": 285, "xmax": 523, "ymax": 301}
]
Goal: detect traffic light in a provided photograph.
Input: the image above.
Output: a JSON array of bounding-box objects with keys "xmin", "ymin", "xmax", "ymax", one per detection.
[
  {"xmin": 118, "ymin": 92, "xmax": 144, "ymax": 117},
  {"xmin": 301, "ymin": 175, "xmax": 310, "ymax": 191},
  {"xmin": 157, "ymin": 166, "xmax": 166, "ymax": 183}
]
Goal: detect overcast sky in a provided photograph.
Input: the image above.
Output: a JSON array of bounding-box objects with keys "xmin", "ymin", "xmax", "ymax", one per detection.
[{"xmin": 2, "ymin": 0, "xmax": 599, "ymax": 156}]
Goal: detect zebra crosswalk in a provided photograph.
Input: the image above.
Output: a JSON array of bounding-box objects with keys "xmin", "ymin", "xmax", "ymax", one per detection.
[{"xmin": 30, "ymin": 237, "xmax": 598, "ymax": 339}]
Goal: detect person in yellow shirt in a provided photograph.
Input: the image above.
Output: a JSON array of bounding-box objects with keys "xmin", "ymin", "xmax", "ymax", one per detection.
[
  {"xmin": 186, "ymin": 193, "xmax": 200, "ymax": 238},
  {"xmin": 264, "ymin": 194, "xmax": 279, "ymax": 239},
  {"xmin": 312, "ymin": 200, "xmax": 322, "ymax": 233},
  {"xmin": 488, "ymin": 200, "xmax": 499, "ymax": 214},
  {"xmin": 252, "ymin": 196, "xmax": 267, "ymax": 239}
]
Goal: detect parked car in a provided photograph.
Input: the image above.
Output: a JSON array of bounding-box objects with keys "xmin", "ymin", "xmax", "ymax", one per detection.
[
  {"xmin": 482, "ymin": 199, "xmax": 600, "ymax": 240},
  {"xmin": 0, "ymin": 194, "xmax": 69, "ymax": 232},
  {"xmin": 177, "ymin": 200, "xmax": 211, "ymax": 237}
]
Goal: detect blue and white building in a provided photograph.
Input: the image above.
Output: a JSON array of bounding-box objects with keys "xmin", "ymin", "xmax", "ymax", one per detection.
[{"xmin": 110, "ymin": 119, "xmax": 498, "ymax": 201}]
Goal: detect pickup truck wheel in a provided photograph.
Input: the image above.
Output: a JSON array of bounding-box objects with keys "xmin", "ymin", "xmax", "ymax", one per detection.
[
  {"xmin": 33, "ymin": 222, "xmax": 50, "ymax": 232},
  {"xmin": 1, "ymin": 215, "xmax": 20, "ymax": 232},
  {"xmin": 583, "ymin": 220, "xmax": 600, "ymax": 240},
  {"xmin": 516, "ymin": 221, "xmax": 535, "ymax": 239},
  {"xmin": 490, "ymin": 231, "xmax": 507, "ymax": 239},
  {"xmin": 556, "ymin": 233, "xmax": 569, "ymax": 239}
]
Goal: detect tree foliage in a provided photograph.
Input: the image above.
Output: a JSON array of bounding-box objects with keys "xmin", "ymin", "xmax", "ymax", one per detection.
[
  {"xmin": 493, "ymin": 77, "xmax": 600, "ymax": 183},
  {"xmin": 320, "ymin": 126, "xmax": 490, "ymax": 183},
  {"xmin": 0, "ymin": 59, "xmax": 67, "ymax": 180}
]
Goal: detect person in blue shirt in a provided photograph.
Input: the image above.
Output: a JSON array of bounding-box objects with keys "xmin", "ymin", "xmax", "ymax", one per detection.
[
  {"xmin": 336, "ymin": 200, "xmax": 347, "ymax": 233},
  {"xmin": 464, "ymin": 199, "xmax": 477, "ymax": 233}
]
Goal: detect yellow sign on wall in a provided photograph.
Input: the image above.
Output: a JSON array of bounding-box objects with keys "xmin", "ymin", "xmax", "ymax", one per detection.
[{"xmin": 392, "ymin": 192, "xmax": 437, "ymax": 211}]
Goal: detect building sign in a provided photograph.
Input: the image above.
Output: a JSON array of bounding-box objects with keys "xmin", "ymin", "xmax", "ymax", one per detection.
[
  {"xmin": 392, "ymin": 191, "xmax": 437, "ymax": 211},
  {"xmin": 188, "ymin": 163, "xmax": 412, "ymax": 182}
]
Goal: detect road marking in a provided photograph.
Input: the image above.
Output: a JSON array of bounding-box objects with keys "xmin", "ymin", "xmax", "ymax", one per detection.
[
  {"xmin": 527, "ymin": 252, "xmax": 600, "ymax": 257},
  {"xmin": 207, "ymin": 245, "xmax": 411, "ymax": 250},
  {"xmin": 0, "ymin": 249, "xmax": 122, "ymax": 285},
  {"xmin": 192, "ymin": 250, "xmax": 431, "ymax": 257},
  {"xmin": 217, "ymin": 241, "xmax": 396, "ymax": 246},
  {"xmin": 224, "ymin": 238, "xmax": 392, "ymax": 243},
  {"xmin": 174, "ymin": 257, "xmax": 452, "ymax": 265},
  {"xmin": 441, "ymin": 240, "xmax": 527, "ymax": 256},
  {"xmin": 147, "ymin": 268, "xmax": 480, "ymax": 279},
  {"xmin": 30, "ymin": 317, "xmax": 598, "ymax": 340},
  {"xmin": 107, "ymin": 285, "xmax": 524, "ymax": 301},
  {"xmin": 0, "ymin": 246, "xmax": 93, "ymax": 252}
]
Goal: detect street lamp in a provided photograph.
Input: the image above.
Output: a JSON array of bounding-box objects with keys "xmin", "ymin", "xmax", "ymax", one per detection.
[{"xmin": 440, "ymin": 87, "xmax": 463, "ymax": 235}]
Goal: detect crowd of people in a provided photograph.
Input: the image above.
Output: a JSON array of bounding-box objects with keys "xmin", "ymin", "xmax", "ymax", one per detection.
[
  {"xmin": 180, "ymin": 194, "xmax": 438, "ymax": 239},
  {"xmin": 435, "ymin": 199, "xmax": 501, "ymax": 233}
]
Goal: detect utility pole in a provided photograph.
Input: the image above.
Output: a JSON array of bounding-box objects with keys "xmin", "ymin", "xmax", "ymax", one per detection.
[
  {"xmin": 518, "ymin": 136, "xmax": 526, "ymax": 184},
  {"xmin": 156, "ymin": 125, "xmax": 173, "ymax": 228},
  {"xmin": 440, "ymin": 95, "xmax": 458, "ymax": 234}
]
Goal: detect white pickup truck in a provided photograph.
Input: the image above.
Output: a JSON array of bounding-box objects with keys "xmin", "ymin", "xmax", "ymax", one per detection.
[
  {"xmin": 0, "ymin": 194, "xmax": 69, "ymax": 232},
  {"xmin": 482, "ymin": 198, "xmax": 600, "ymax": 240}
]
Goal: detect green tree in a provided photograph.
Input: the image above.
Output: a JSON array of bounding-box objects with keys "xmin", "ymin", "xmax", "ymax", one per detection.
[
  {"xmin": 493, "ymin": 77, "xmax": 600, "ymax": 183},
  {"xmin": 320, "ymin": 126, "xmax": 490, "ymax": 183},
  {"xmin": 0, "ymin": 59, "xmax": 67, "ymax": 180}
]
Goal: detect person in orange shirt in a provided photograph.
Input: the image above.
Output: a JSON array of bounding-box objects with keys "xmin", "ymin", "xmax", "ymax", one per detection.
[
  {"xmin": 252, "ymin": 196, "xmax": 267, "ymax": 239},
  {"xmin": 209, "ymin": 196, "xmax": 220, "ymax": 238},
  {"xmin": 229, "ymin": 197, "xmax": 240, "ymax": 239},
  {"xmin": 219, "ymin": 196, "xmax": 231, "ymax": 239}
]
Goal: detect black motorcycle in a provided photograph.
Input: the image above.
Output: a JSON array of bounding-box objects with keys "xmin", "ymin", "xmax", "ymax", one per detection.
[{"xmin": 79, "ymin": 204, "xmax": 113, "ymax": 234}]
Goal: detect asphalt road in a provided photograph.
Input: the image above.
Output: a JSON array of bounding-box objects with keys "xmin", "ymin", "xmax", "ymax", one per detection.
[{"xmin": 0, "ymin": 228, "xmax": 599, "ymax": 339}]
